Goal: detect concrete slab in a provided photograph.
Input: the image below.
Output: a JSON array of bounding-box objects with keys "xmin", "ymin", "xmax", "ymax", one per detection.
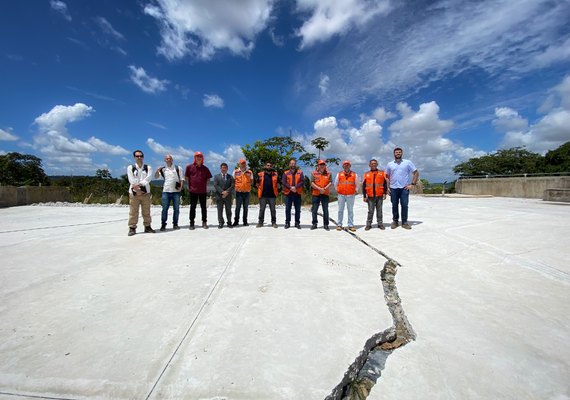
[
  {"xmin": 345, "ymin": 196, "xmax": 570, "ymax": 400},
  {"xmin": 0, "ymin": 204, "xmax": 391, "ymax": 400}
]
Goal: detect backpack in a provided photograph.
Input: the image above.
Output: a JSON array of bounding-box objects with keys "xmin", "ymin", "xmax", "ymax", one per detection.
[
  {"xmin": 131, "ymin": 164, "xmax": 148, "ymax": 175},
  {"xmin": 160, "ymin": 165, "xmax": 182, "ymax": 189}
]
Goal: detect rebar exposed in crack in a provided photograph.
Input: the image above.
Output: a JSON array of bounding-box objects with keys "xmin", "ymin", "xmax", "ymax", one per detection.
[{"xmin": 326, "ymin": 259, "xmax": 416, "ymax": 400}]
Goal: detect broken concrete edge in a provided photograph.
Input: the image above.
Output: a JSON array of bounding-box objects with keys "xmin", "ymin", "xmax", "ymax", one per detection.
[{"xmin": 325, "ymin": 260, "xmax": 416, "ymax": 400}]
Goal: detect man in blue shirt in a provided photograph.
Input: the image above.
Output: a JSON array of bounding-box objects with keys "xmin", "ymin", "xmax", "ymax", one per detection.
[{"xmin": 385, "ymin": 147, "xmax": 419, "ymax": 230}]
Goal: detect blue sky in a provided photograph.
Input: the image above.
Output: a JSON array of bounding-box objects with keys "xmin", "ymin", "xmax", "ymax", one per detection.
[{"xmin": 1, "ymin": 0, "xmax": 569, "ymax": 181}]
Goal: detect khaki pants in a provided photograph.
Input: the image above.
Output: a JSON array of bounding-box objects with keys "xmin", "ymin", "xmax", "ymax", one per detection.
[{"xmin": 128, "ymin": 193, "xmax": 152, "ymax": 228}]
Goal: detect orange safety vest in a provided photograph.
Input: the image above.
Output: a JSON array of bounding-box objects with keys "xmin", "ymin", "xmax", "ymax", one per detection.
[
  {"xmin": 283, "ymin": 169, "xmax": 304, "ymax": 195},
  {"xmin": 257, "ymin": 171, "xmax": 278, "ymax": 198},
  {"xmin": 336, "ymin": 171, "xmax": 357, "ymax": 195},
  {"xmin": 363, "ymin": 170, "xmax": 385, "ymax": 197},
  {"xmin": 311, "ymin": 171, "xmax": 331, "ymax": 196},
  {"xmin": 234, "ymin": 168, "xmax": 253, "ymax": 192}
]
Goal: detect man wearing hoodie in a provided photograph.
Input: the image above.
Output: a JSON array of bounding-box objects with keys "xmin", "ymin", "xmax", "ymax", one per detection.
[{"xmin": 185, "ymin": 151, "xmax": 212, "ymax": 230}]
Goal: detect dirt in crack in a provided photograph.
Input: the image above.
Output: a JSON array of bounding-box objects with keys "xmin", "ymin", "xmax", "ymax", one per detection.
[{"xmin": 325, "ymin": 259, "xmax": 416, "ymax": 400}]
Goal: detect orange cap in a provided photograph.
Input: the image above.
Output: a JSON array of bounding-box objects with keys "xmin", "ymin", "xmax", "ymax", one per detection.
[
  {"xmin": 239, "ymin": 158, "xmax": 246, "ymax": 164},
  {"xmin": 317, "ymin": 159, "xmax": 326, "ymax": 165},
  {"xmin": 342, "ymin": 160, "xmax": 351, "ymax": 165}
]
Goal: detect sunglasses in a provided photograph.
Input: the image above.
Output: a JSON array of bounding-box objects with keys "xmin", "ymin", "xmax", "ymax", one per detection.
[{"xmin": 135, "ymin": 155, "xmax": 144, "ymax": 158}]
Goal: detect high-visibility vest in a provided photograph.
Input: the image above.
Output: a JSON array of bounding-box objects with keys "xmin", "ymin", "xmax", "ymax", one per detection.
[
  {"xmin": 336, "ymin": 171, "xmax": 357, "ymax": 195},
  {"xmin": 234, "ymin": 169, "xmax": 253, "ymax": 192},
  {"xmin": 283, "ymin": 169, "xmax": 303, "ymax": 195},
  {"xmin": 311, "ymin": 171, "xmax": 331, "ymax": 196},
  {"xmin": 257, "ymin": 171, "xmax": 278, "ymax": 198},
  {"xmin": 363, "ymin": 170, "xmax": 385, "ymax": 197}
]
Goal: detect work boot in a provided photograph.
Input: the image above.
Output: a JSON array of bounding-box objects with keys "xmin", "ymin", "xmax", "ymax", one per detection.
[
  {"xmin": 365, "ymin": 225, "xmax": 371, "ymax": 231},
  {"xmin": 284, "ymin": 223, "xmax": 290, "ymax": 229},
  {"xmin": 189, "ymin": 223, "xmax": 195, "ymax": 230},
  {"xmin": 402, "ymin": 223, "xmax": 412, "ymax": 230},
  {"xmin": 243, "ymin": 221, "xmax": 249, "ymax": 226},
  {"xmin": 348, "ymin": 227, "xmax": 356, "ymax": 232},
  {"xmin": 295, "ymin": 223, "xmax": 301, "ymax": 229},
  {"xmin": 173, "ymin": 224, "xmax": 180, "ymax": 230},
  {"xmin": 202, "ymin": 222, "xmax": 209, "ymax": 229},
  {"xmin": 378, "ymin": 223, "xmax": 385, "ymax": 230},
  {"xmin": 256, "ymin": 222, "xmax": 263, "ymax": 228},
  {"xmin": 232, "ymin": 220, "xmax": 239, "ymax": 227},
  {"xmin": 144, "ymin": 226, "xmax": 155, "ymax": 233},
  {"xmin": 272, "ymin": 223, "xmax": 278, "ymax": 228},
  {"xmin": 324, "ymin": 226, "xmax": 330, "ymax": 231},
  {"xmin": 310, "ymin": 224, "xmax": 317, "ymax": 230},
  {"xmin": 218, "ymin": 223, "xmax": 223, "ymax": 229},
  {"xmin": 128, "ymin": 228, "xmax": 136, "ymax": 236},
  {"xmin": 391, "ymin": 221, "xmax": 398, "ymax": 229},
  {"xmin": 160, "ymin": 223, "xmax": 166, "ymax": 231},
  {"xmin": 336, "ymin": 226, "xmax": 343, "ymax": 231}
]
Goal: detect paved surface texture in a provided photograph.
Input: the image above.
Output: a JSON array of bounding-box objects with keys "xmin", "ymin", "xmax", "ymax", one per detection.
[{"xmin": 0, "ymin": 195, "xmax": 569, "ymax": 400}]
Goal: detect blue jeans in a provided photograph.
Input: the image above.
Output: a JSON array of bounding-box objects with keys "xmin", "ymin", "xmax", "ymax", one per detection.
[
  {"xmin": 312, "ymin": 195, "xmax": 329, "ymax": 226},
  {"xmin": 285, "ymin": 194, "xmax": 301, "ymax": 225},
  {"xmin": 161, "ymin": 192, "xmax": 181, "ymax": 225},
  {"xmin": 390, "ymin": 188, "xmax": 409, "ymax": 224},
  {"xmin": 234, "ymin": 191, "xmax": 250, "ymax": 223},
  {"xmin": 337, "ymin": 194, "xmax": 355, "ymax": 227}
]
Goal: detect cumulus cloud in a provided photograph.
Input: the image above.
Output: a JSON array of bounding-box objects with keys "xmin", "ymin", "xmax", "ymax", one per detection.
[
  {"xmin": 295, "ymin": 0, "xmax": 391, "ymax": 49},
  {"xmin": 144, "ymin": 0, "xmax": 275, "ymax": 61},
  {"xmin": 497, "ymin": 76, "xmax": 570, "ymax": 153},
  {"xmin": 360, "ymin": 106, "xmax": 396, "ymax": 123},
  {"xmin": 302, "ymin": 0, "xmax": 570, "ymax": 114},
  {"xmin": 147, "ymin": 138, "xmax": 244, "ymax": 167},
  {"xmin": 33, "ymin": 104, "xmax": 128, "ymax": 174},
  {"xmin": 296, "ymin": 100, "xmax": 483, "ymax": 181},
  {"xmin": 318, "ymin": 73, "xmax": 330, "ymax": 94},
  {"xmin": 50, "ymin": 0, "xmax": 71, "ymax": 21},
  {"xmin": 128, "ymin": 65, "xmax": 169, "ymax": 94},
  {"xmin": 203, "ymin": 94, "xmax": 224, "ymax": 108},
  {"xmin": 0, "ymin": 128, "xmax": 18, "ymax": 141}
]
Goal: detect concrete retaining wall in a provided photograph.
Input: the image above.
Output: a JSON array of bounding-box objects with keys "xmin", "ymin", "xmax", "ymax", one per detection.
[
  {"xmin": 455, "ymin": 176, "xmax": 570, "ymax": 199},
  {"xmin": 0, "ymin": 186, "xmax": 71, "ymax": 207}
]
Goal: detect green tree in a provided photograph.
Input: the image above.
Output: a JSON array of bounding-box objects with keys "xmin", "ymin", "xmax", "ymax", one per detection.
[
  {"xmin": 0, "ymin": 152, "xmax": 48, "ymax": 186},
  {"xmin": 241, "ymin": 136, "xmax": 307, "ymax": 174},
  {"xmin": 453, "ymin": 147, "xmax": 545, "ymax": 176},
  {"xmin": 543, "ymin": 141, "xmax": 570, "ymax": 172}
]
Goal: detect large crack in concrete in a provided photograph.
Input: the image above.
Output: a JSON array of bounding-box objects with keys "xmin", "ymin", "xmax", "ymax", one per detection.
[{"xmin": 325, "ymin": 220, "xmax": 416, "ymax": 400}]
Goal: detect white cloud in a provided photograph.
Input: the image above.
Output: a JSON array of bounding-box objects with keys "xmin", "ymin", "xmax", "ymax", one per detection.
[
  {"xmin": 128, "ymin": 65, "xmax": 169, "ymax": 94},
  {"xmin": 296, "ymin": 100, "xmax": 483, "ymax": 181},
  {"xmin": 33, "ymin": 104, "xmax": 128, "ymax": 173},
  {"xmin": 360, "ymin": 106, "xmax": 396, "ymax": 123},
  {"xmin": 203, "ymin": 94, "xmax": 224, "ymax": 108},
  {"xmin": 492, "ymin": 107, "xmax": 529, "ymax": 132},
  {"xmin": 295, "ymin": 0, "xmax": 391, "ymax": 49},
  {"xmin": 147, "ymin": 121, "xmax": 168, "ymax": 130},
  {"xmin": 94, "ymin": 17, "xmax": 126, "ymax": 41},
  {"xmin": 318, "ymin": 73, "xmax": 330, "ymax": 94},
  {"xmin": 147, "ymin": 138, "xmax": 244, "ymax": 168},
  {"xmin": 496, "ymin": 76, "xmax": 570, "ymax": 153},
  {"xmin": 50, "ymin": 0, "xmax": 71, "ymax": 21},
  {"xmin": 0, "ymin": 128, "xmax": 18, "ymax": 141},
  {"xmin": 302, "ymin": 0, "xmax": 570, "ymax": 114},
  {"xmin": 144, "ymin": 0, "xmax": 275, "ymax": 61}
]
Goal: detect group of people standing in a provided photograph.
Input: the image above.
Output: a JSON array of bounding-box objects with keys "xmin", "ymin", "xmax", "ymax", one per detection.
[{"xmin": 126, "ymin": 147, "xmax": 419, "ymax": 236}]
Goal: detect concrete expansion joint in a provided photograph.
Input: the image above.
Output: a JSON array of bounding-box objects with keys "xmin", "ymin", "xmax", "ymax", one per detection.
[{"xmin": 325, "ymin": 236, "xmax": 415, "ymax": 400}]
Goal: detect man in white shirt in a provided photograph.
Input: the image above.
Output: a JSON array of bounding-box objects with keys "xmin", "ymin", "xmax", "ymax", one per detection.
[
  {"xmin": 385, "ymin": 147, "xmax": 419, "ymax": 230},
  {"xmin": 127, "ymin": 150, "xmax": 155, "ymax": 236},
  {"xmin": 155, "ymin": 154, "xmax": 184, "ymax": 231}
]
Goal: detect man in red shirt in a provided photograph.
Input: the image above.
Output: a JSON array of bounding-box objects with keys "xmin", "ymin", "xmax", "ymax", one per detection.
[{"xmin": 185, "ymin": 151, "xmax": 212, "ymax": 230}]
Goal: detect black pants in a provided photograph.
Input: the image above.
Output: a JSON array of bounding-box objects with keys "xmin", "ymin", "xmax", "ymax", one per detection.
[
  {"xmin": 234, "ymin": 191, "xmax": 250, "ymax": 223},
  {"xmin": 217, "ymin": 195, "xmax": 233, "ymax": 225},
  {"xmin": 189, "ymin": 192, "xmax": 207, "ymax": 224}
]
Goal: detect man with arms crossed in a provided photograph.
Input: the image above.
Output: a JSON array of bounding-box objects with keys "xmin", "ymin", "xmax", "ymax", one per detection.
[{"xmin": 155, "ymin": 154, "xmax": 183, "ymax": 231}]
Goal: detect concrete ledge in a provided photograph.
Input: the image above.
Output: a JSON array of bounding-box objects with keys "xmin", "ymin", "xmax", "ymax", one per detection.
[
  {"xmin": 0, "ymin": 186, "xmax": 71, "ymax": 207},
  {"xmin": 543, "ymin": 188, "xmax": 570, "ymax": 202},
  {"xmin": 456, "ymin": 176, "xmax": 570, "ymax": 198}
]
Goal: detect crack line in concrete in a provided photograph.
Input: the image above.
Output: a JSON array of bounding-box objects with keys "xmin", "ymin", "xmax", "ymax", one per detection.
[
  {"xmin": 144, "ymin": 226, "xmax": 252, "ymax": 400},
  {"xmin": 0, "ymin": 391, "xmax": 79, "ymax": 400},
  {"xmin": 0, "ymin": 219, "xmax": 125, "ymax": 234},
  {"xmin": 324, "ymin": 216, "xmax": 416, "ymax": 400}
]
